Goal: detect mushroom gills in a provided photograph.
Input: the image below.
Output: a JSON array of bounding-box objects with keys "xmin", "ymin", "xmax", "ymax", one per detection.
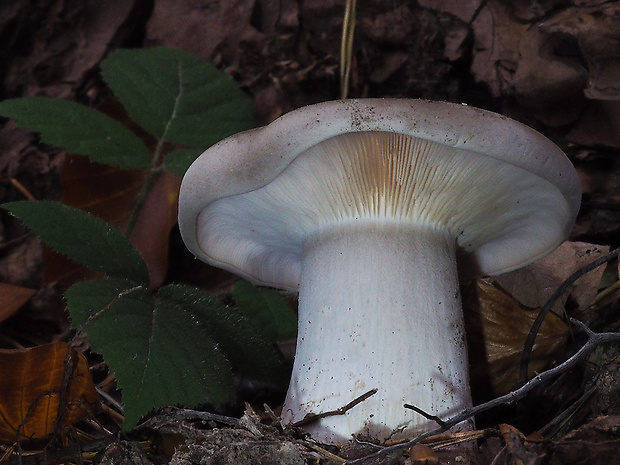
[{"xmin": 197, "ymin": 131, "xmax": 572, "ymax": 290}]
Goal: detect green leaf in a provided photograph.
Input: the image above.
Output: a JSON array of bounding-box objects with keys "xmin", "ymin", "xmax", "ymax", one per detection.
[
  {"xmin": 158, "ymin": 285, "xmax": 286, "ymax": 382},
  {"xmin": 100, "ymin": 47, "xmax": 255, "ymax": 147},
  {"xmin": 3, "ymin": 201, "xmax": 149, "ymax": 285},
  {"xmin": 66, "ymin": 279, "xmax": 235, "ymax": 428},
  {"xmin": 0, "ymin": 97, "xmax": 151, "ymax": 169},
  {"xmin": 164, "ymin": 147, "xmax": 204, "ymax": 177},
  {"xmin": 233, "ymin": 280, "xmax": 297, "ymax": 342}
]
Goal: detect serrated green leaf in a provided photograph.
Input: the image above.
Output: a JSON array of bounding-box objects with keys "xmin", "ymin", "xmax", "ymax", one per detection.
[
  {"xmin": 164, "ymin": 147, "xmax": 204, "ymax": 177},
  {"xmin": 66, "ymin": 279, "xmax": 235, "ymax": 428},
  {"xmin": 0, "ymin": 97, "xmax": 151, "ymax": 169},
  {"xmin": 100, "ymin": 47, "xmax": 255, "ymax": 147},
  {"xmin": 158, "ymin": 285, "xmax": 287, "ymax": 383},
  {"xmin": 3, "ymin": 201, "xmax": 149, "ymax": 285},
  {"xmin": 233, "ymin": 281, "xmax": 297, "ymax": 342}
]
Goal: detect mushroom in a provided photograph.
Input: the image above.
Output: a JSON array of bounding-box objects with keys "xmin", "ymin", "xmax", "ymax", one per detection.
[{"xmin": 178, "ymin": 99, "xmax": 581, "ymax": 444}]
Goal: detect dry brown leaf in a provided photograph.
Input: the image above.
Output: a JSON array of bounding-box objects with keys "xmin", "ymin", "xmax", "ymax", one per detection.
[
  {"xmin": 540, "ymin": 3, "xmax": 620, "ymax": 102},
  {"xmin": 568, "ymin": 100, "xmax": 620, "ymax": 149},
  {"xmin": 43, "ymin": 98, "xmax": 181, "ymax": 290},
  {"xmin": 408, "ymin": 443, "xmax": 439, "ymax": 464},
  {"xmin": 42, "ymin": 155, "xmax": 144, "ymax": 287},
  {"xmin": 44, "ymin": 155, "xmax": 180, "ymax": 289},
  {"xmin": 471, "ymin": 1, "xmax": 587, "ymax": 126},
  {"xmin": 468, "ymin": 1, "xmax": 620, "ymax": 128},
  {"xmin": 493, "ymin": 242, "xmax": 609, "ymax": 315},
  {"xmin": 509, "ymin": 25, "xmax": 587, "ymax": 126},
  {"xmin": 4, "ymin": 1, "xmax": 137, "ymax": 99},
  {"xmin": 146, "ymin": 0, "xmax": 262, "ymax": 64},
  {"xmin": 417, "ymin": 0, "xmax": 481, "ymax": 23},
  {"xmin": 414, "ymin": 2, "xmax": 479, "ymax": 61},
  {"xmin": 0, "ymin": 342, "xmax": 99, "ymax": 443},
  {"xmin": 551, "ymin": 416, "xmax": 620, "ymax": 465},
  {"xmin": 467, "ymin": 280, "xmax": 569, "ymax": 395},
  {"xmin": 470, "ymin": 2, "xmax": 527, "ymax": 98},
  {"xmin": 0, "ymin": 283, "xmax": 36, "ymax": 323},
  {"xmin": 499, "ymin": 423, "xmax": 547, "ymax": 465},
  {"xmin": 128, "ymin": 170, "xmax": 181, "ymax": 287}
]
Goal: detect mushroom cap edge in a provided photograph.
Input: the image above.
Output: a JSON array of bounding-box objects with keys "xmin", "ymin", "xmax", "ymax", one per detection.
[{"xmin": 178, "ymin": 98, "xmax": 582, "ymax": 287}]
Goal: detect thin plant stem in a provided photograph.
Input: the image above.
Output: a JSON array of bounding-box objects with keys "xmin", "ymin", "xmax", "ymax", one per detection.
[
  {"xmin": 340, "ymin": 0, "xmax": 357, "ymax": 99},
  {"xmin": 123, "ymin": 163, "xmax": 163, "ymax": 237},
  {"xmin": 124, "ymin": 59, "xmax": 185, "ymax": 237}
]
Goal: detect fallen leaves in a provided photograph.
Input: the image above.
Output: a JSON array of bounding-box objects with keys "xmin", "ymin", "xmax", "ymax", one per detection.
[
  {"xmin": 0, "ymin": 2, "xmax": 618, "ymax": 464},
  {"xmin": 493, "ymin": 242, "xmax": 609, "ymax": 315},
  {"xmin": 467, "ymin": 242, "xmax": 609, "ymax": 395},
  {"xmin": 468, "ymin": 280, "xmax": 569, "ymax": 395},
  {"xmin": 46, "ymin": 152, "xmax": 180, "ymax": 289},
  {"xmin": 552, "ymin": 415, "xmax": 620, "ymax": 465},
  {"xmin": 467, "ymin": 1, "xmax": 620, "ymax": 127},
  {"xmin": 145, "ymin": 0, "xmax": 262, "ymax": 65},
  {"xmin": 0, "ymin": 342, "xmax": 99, "ymax": 443},
  {"xmin": 0, "ymin": 282, "xmax": 35, "ymax": 323},
  {"xmin": 478, "ymin": 417, "xmax": 620, "ymax": 465},
  {"xmin": 3, "ymin": 0, "xmax": 138, "ymax": 99}
]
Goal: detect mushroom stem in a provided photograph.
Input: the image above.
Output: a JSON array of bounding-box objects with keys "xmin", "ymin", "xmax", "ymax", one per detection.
[{"xmin": 281, "ymin": 222, "xmax": 474, "ymax": 443}]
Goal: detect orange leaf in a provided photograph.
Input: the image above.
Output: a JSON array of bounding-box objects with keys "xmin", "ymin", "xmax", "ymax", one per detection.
[
  {"xmin": 0, "ymin": 342, "xmax": 99, "ymax": 443},
  {"xmin": 493, "ymin": 241, "xmax": 610, "ymax": 313},
  {"xmin": 0, "ymin": 283, "xmax": 36, "ymax": 323},
  {"xmin": 43, "ymin": 97, "xmax": 181, "ymax": 289},
  {"xmin": 499, "ymin": 424, "xmax": 546, "ymax": 464},
  {"xmin": 408, "ymin": 444, "xmax": 439, "ymax": 464},
  {"xmin": 466, "ymin": 280, "xmax": 569, "ymax": 395},
  {"xmin": 127, "ymin": 170, "xmax": 180, "ymax": 287}
]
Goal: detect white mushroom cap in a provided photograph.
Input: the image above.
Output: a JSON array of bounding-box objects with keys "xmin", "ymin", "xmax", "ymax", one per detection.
[{"xmin": 178, "ymin": 99, "xmax": 581, "ymax": 290}]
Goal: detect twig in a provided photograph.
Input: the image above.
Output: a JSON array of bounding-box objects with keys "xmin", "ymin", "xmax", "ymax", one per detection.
[
  {"xmin": 0, "ymin": 231, "xmax": 34, "ymax": 252},
  {"xmin": 263, "ymin": 403, "xmax": 281, "ymax": 427},
  {"xmin": 96, "ymin": 386, "xmax": 124, "ymax": 414},
  {"xmin": 519, "ymin": 247, "xmax": 619, "ymax": 385},
  {"xmin": 303, "ymin": 441, "xmax": 348, "ymax": 464},
  {"xmin": 538, "ymin": 384, "xmax": 597, "ymax": 438},
  {"xmin": 403, "ymin": 404, "xmax": 448, "ymax": 429},
  {"xmin": 292, "ymin": 388, "xmax": 378, "ymax": 427},
  {"xmin": 346, "ymin": 320, "xmax": 620, "ymax": 464},
  {"xmin": 9, "ymin": 178, "xmax": 36, "ymax": 201}
]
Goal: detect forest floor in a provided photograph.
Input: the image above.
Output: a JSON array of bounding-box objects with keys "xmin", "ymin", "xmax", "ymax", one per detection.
[{"xmin": 1, "ymin": 1, "xmax": 620, "ymax": 464}]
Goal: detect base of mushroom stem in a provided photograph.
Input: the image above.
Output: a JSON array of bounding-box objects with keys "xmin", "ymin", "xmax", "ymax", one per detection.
[{"xmin": 291, "ymin": 399, "xmax": 475, "ymax": 445}]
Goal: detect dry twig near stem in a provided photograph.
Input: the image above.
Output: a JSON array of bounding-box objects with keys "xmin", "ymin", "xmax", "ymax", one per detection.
[
  {"xmin": 347, "ymin": 320, "xmax": 620, "ymax": 464},
  {"xmin": 292, "ymin": 389, "xmax": 378, "ymax": 427},
  {"xmin": 519, "ymin": 247, "xmax": 620, "ymax": 385}
]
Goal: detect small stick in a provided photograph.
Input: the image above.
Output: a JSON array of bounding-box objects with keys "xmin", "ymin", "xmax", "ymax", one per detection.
[
  {"xmin": 10, "ymin": 178, "xmax": 36, "ymax": 201},
  {"xmin": 347, "ymin": 320, "xmax": 620, "ymax": 464},
  {"xmin": 519, "ymin": 247, "xmax": 619, "ymax": 385},
  {"xmin": 303, "ymin": 441, "xmax": 348, "ymax": 464},
  {"xmin": 263, "ymin": 403, "xmax": 281, "ymax": 427},
  {"xmin": 292, "ymin": 388, "xmax": 378, "ymax": 427},
  {"xmin": 403, "ymin": 404, "xmax": 448, "ymax": 429}
]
